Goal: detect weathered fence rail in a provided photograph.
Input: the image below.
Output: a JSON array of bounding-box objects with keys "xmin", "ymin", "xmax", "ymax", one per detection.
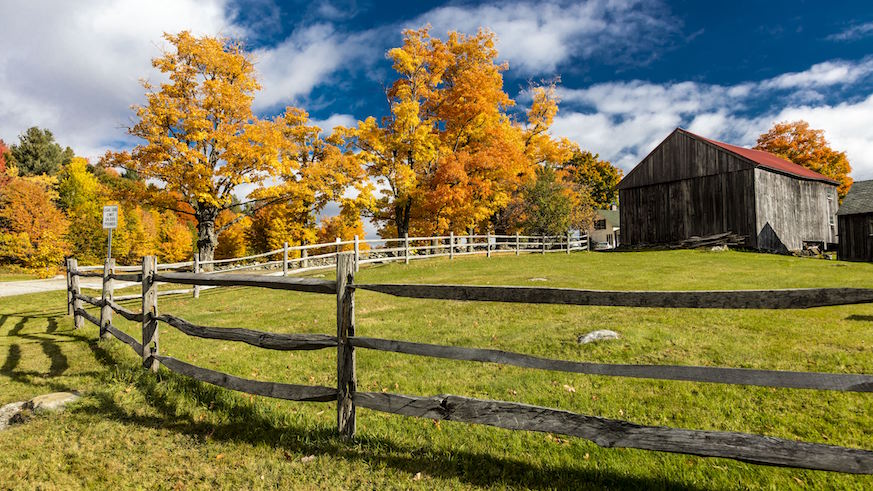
[{"xmin": 63, "ymin": 248, "xmax": 873, "ymax": 475}]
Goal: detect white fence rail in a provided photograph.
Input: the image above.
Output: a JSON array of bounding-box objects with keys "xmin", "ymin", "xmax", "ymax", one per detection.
[{"xmin": 73, "ymin": 232, "xmax": 590, "ymax": 296}]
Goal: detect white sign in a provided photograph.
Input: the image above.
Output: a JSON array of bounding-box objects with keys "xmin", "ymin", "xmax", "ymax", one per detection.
[{"xmin": 102, "ymin": 205, "xmax": 118, "ymax": 230}]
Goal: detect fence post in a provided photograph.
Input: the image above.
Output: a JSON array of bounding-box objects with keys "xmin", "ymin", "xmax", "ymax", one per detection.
[
  {"xmin": 567, "ymin": 232, "xmax": 572, "ymax": 254},
  {"xmin": 336, "ymin": 253, "xmax": 356, "ymax": 439},
  {"xmin": 404, "ymin": 233, "xmax": 410, "ymax": 265},
  {"xmin": 486, "ymin": 232, "xmax": 491, "ymax": 258},
  {"xmin": 142, "ymin": 256, "xmax": 159, "ymax": 372},
  {"xmin": 587, "ymin": 234, "xmax": 591, "ymax": 251},
  {"xmin": 542, "ymin": 235, "xmax": 546, "ymax": 255},
  {"xmin": 69, "ymin": 258, "xmax": 83, "ymax": 329},
  {"xmin": 354, "ymin": 235, "xmax": 360, "ymax": 272},
  {"xmin": 449, "ymin": 232, "xmax": 455, "ymax": 260},
  {"xmin": 99, "ymin": 258, "xmax": 115, "ymax": 340},
  {"xmin": 65, "ymin": 258, "xmax": 73, "ymax": 316},
  {"xmin": 283, "ymin": 241, "xmax": 289, "ymax": 276},
  {"xmin": 468, "ymin": 228, "xmax": 473, "ymax": 253},
  {"xmin": 515, "ymin": 232, "xmax": 520, "ymax": 256},
  {"xmin": 302, "ymin": 244, "xmax": 309, "ymax": 268},
  {"xmin": 193, "ymin": 254, "xmax": 200, "ymax": 299}
]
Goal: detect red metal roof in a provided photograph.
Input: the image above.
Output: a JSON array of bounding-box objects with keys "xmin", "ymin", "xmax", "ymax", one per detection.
[{"xmin": 681, "ymin": 128, "xmax": 838, "ymax": 185}]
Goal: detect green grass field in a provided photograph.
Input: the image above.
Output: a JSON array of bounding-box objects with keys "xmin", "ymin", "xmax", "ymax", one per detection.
[{"xmin": 2, "ymin": 250, "xmax": 872, "ymax": 489}]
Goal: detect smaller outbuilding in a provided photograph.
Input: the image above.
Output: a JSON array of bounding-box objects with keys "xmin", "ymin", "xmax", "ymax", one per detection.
[
  {"xmin": 837, "ymin": 180, "xmax": 873, "ymax": 261},
  {"xmin": 589, "ymin": 208, "xmax": 620, "ymax": 248}
]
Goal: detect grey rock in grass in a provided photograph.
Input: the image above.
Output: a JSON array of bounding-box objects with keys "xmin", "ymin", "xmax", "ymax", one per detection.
[
  {"xmin": 25, "ymin": 391, "xmax": 80, "ymax": 413},
  {"xmin": 0, "ymin": 402, "xmax": 26, "ymax": 430},
  {"xmin": 528, "ymin": 277, "xmax": 548, "ymax": 282},
  {"xmin": 578, "ymin": 330, "xmax": 620, "ymax": 344},
  {"xmin": 0, "ymin": 391, "xmax": 81, "ymax": 431},
  {"xmin": 709, "ymin": 245, "xmax": 729, "ymax": 252}
]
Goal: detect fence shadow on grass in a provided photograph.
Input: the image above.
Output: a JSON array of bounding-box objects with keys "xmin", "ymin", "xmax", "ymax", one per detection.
[
  {"xmin": 82, "ymin": 339, "xmax": 705, "ymax": 491},
  {"xmin": 0, "ymin": 310, "xmax": 94, "ymax": 392}
]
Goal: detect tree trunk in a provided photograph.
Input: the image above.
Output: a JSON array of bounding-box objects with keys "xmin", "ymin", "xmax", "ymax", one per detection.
[
  {"xmin": 394, "ymin": 200, "xmax": 411, "ymax": 239},
  {"xmin": 196, "ymin": 206, "xmax": 219, "ymax": 272}
]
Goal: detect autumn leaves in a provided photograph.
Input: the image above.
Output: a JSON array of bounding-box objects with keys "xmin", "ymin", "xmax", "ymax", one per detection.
[{"xmin": 97, "ymin": 27, "xmax": 617, "ymax": 264}]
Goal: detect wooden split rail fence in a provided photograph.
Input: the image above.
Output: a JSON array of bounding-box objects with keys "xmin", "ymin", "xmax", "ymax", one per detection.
[{"xmin": 65, "ymin": 253, "xmax": 873, "ymax": 474}]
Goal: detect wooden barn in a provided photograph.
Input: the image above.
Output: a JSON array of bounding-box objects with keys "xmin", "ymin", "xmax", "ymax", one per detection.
[
  {"xmin": 618, "ymin": 128, "xmax": 838, "ymax": 252},
  {"xmin": 837, "ymin": 180, "xmax": 873, "ymax": 261}
]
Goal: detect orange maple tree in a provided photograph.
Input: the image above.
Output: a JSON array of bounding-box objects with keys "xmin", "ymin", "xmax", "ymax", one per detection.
[
  {"xmin": 342, "ymin": 27, "xmax": 574, "ymax": 238},
  {"xmin": 0, "ymin": 173, "xmax": 70, "ymax": 275},
  {"xmin": 755, "ymin": 120, "xmax": 852, "ymax": 199}
]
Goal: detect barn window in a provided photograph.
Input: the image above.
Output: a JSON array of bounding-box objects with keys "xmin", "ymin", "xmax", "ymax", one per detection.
[{"xmin": 594, "ymin": 219, "xmax": 606, "ymax": 230}]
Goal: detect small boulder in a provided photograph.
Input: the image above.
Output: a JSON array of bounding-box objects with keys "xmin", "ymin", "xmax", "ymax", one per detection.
[
  {"xmin": 709, "ymin": 245, "xmax": 728, "ymax": 252},
  {"xmin": 25, "ymin": 391, "xmax": 80, "ymax": 413},
  {"xmin": 0, "ymin": 401, "xmax": 26, "ymax": 430},
  {"xmin": 578, "ymin": 330, "xmax": 620, "ymax": 344}
]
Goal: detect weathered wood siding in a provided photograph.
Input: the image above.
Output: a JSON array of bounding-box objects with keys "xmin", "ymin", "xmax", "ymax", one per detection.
[
  {"xmin": 754, "ymin": 169, "xmax": 836, "ymax": 252},
  {"xmin": 619, "ymin": 170, "xmax": 757, "ymax": 246},
  {"xmin": 838, "ymin": 214, "xmax": 873, "ymax": 261},
  {"xmin": 619, "ymin": 129, "xmax": 838, "ymax": 250},
  {"xmin": 620, "ymin": 130, "xmax": 749, "ymax": 189}
]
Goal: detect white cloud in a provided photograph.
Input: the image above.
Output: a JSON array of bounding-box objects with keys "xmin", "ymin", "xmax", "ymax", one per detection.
[
  {"xmin": 0, "ymin": 0, "xmax": 243, "ymax": 157},
  {"xmin": 0, "ymin": 1, "xmax": 358, "ymax": 159},
  {"xmin": 312, "ymin": 113, "xmax": 356, "ymax": 134},
  {"xmin": 412, "ymin": 0, "xmax": 679, "ymax": 74},
  {"xmin": 761, "ymin": 59, "xmax": 873, "ymax": 90},
  {"xmin": 826, "ymin": 22, "xmax": 873, "ymax": 42},
  {"xmin": 551, "ymin": 58, "xmax": 873, "ymax": 178},
  {"xmin": 252, "ymin": 26, "xmax": 376, "ymax": 111}
]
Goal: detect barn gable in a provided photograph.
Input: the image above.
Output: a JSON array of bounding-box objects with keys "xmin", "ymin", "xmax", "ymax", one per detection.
[
  {"xmin": 619, "ymin": 128, "xmax": 837, "ymax": 190},
  {"xmin": 618, "ymin": 129, "xmax": 751, "ymax": 190}
]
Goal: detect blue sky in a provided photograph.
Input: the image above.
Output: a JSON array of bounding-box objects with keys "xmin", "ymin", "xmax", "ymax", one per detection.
[{"xmin": 2, "ymin": 0, "xmax": 873, "ymax": 180}]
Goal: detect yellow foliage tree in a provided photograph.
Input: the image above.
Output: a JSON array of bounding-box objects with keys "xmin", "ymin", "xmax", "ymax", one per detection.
[
  {"xmin": 247, "ymin": 107, "xmax": 371, "ymax": 252},
  {"xmin": 157, "ymin": 211, "xmax": 193, "ymax": 263},
  {"xmin": 215, "ymin": 209, "xmax": 250, "ymax": 260},
  {"xmin": 342, "ymin": 27, "xmax": 573, "ymax": 237},
  {"xmin": 316, "ymin": 203, "xmax": 370, "ymax": 252},
  {"xmin": 106, "ymin": 31, "xmax": 297, "ymax": 267}
]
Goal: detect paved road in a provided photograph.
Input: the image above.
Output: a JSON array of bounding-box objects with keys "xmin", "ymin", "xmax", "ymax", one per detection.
[{"xmin": 0, "ymin": 276, "xmax": 137, "ymax": 298}]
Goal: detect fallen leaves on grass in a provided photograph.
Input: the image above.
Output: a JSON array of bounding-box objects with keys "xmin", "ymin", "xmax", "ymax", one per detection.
[
  {"xmin": 301, "ymin": 455, "xmax": 316, "ymax": 464},
  {"xmin": 563, "ymin": 384, "xmax": 576, "ymax": 393}
]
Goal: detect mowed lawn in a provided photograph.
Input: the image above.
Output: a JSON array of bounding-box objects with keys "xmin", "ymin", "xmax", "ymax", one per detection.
[{"xmin": 1, "ymin": 250, "xmax": 872, "ymax": 490}]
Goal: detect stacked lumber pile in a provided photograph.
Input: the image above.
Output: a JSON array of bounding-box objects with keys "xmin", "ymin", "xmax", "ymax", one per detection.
[
  {"xmin": 671, "ymin": 232, "xmax": 746, "ymax": 249},
  {"xmin": 616, "ymin": 232, "xmax": 747, "ymax": 251}
]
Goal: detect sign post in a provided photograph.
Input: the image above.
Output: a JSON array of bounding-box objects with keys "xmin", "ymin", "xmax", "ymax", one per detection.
[{"xmin": 103, "ymin": 205, "xmax": 118, "ymax": 259}]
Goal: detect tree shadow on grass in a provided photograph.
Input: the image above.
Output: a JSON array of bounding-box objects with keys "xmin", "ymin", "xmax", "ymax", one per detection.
[
  {"xmin": 83, "ymin": 341, "xmax": 705, "ymax": 491},
  {"xmin": 845, "ymin": 314, "xmax": 873, "ymax": 322}
]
